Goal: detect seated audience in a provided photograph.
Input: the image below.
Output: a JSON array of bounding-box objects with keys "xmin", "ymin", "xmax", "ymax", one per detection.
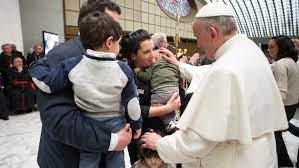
[
  {"xmin": 6, "ymin": 57, "xmax": 35, "ymax": 114},
  {"xmin": 11, "ymin": 44, "xmax": 24, "ymax": 58},
  {"xmin": 0, "ymin": 43, "xmax": 26, "ymax": 84}
]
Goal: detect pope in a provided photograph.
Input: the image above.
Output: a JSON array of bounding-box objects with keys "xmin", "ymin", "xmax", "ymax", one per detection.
[{"xmin": 141, "ymin": 2, "xmax": 288, "ymax": 168}]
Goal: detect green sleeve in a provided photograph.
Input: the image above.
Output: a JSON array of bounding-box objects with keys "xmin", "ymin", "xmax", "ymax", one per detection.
[{"xmin": 136, "ymin": 65, "xmax": 154, "ymax": 82}]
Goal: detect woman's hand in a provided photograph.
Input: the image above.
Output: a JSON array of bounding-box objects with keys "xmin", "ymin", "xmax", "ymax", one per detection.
[
  {"xmin": 148, "ymin": 92, "xmax": 181, "ymax": 118},
  {"xmin": 165, "ymin": 92, "xmax": 181, "ymax": 113},
  {"xmin": 159, "ymin": 48, "xmax": 180, "ymax": 66}
]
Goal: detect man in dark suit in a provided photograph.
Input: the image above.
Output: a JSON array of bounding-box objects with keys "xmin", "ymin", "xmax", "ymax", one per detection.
[{"xmin": 35, "ymin": 1, "xmax": 132, "ymax": 167}]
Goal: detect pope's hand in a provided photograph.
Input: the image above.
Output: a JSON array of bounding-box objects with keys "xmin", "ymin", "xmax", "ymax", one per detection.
[
  {"xmin": 159, "ymin": 48, "xmax": 180, "ymax": 66},
  {"xmin": 115, "ymin": 123, "xmax": 132, "ymax": 151},
  {"xmin": 141, "ymin": 132, "xmax": 162, "ymax": 150}
]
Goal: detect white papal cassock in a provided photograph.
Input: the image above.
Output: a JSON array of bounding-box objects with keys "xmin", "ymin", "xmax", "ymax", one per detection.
[{"xmin": 156, "ymin": 34, "xmax": 288, "ymax": 168}]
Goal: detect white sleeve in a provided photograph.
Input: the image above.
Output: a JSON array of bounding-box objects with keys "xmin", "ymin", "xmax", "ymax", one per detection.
[
  {"xmin": 108, "ymin": 133, "xmax": 118, "ymax": 151},
  {"xmin": 156, "ymin": 128, "xmax": 218, "ymax": 164},
  {"xmin": 178, "ymin": 63, "xmax": 211, "ymax": 81},
  {"xmin": 272, "ymin": 63, "xmax": 288, "ymax": 100}
]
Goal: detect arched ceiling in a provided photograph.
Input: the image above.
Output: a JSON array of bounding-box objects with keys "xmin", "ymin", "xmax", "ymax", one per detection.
[{"xmin": 203, "ymin": 0, "xmax": 299, "ymax": 37}]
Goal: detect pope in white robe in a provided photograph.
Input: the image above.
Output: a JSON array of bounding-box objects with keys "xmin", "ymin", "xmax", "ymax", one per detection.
[{"xmin": 141, "ymin": 3, "xmax": 288, "ymax": 168}]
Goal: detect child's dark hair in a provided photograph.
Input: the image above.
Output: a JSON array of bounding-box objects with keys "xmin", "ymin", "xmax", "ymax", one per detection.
[
  {"xmin": 139, "ymin": 129, "xmax": 165, "ymax": 160},
  {"xmin": 79, "ymin": 11, "xmax": 122, "ymax": 50}
]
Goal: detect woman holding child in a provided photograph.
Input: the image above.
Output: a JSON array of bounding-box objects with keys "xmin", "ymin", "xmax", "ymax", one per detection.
[{"xmin": 120, "ymin": 29, "xmax": 181, "ymax": 165}]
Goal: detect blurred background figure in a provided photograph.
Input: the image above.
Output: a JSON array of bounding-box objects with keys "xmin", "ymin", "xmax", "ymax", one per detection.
[
  {"xmin": 268, "ymin": 35, "xmax": 299, "ymax": 167},
  {"xmin": 200, "ymin": 54, "xmax": 214, "ymax": 65},
  {"xmin": 0, "ymin": 72, "xmax": 9, "ymax": 120},
  {"xmin": 188, "ymin": 52, "xmax": 200, "ymax": 66},
  {"xmin": 26, "ymin": 43, "xmax": 44, "ymax": 66},
  {"xmin": 11, "ymin": 44, "xmax": 24, "ymax": 58}
]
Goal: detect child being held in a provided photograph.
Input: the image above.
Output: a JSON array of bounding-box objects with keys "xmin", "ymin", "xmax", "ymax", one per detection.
[
  {"xmin": 136, "ymin": 33, "xmax": 179, "ymax": 133},
  {"xmin": 29, "ymin": 12, "xmax": 142, "ymax": 168}
]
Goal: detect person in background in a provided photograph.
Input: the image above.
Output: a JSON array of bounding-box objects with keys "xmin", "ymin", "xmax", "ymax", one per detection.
[
  {"xmin": 141, "ymin": 3, "xmax": 287, "ymax": 167},
  {"xmin": 26, "ymin": 43, "xmax": 44, "ymax": 66},
  {"xmin": 292, "ymin": 38, "xmax": 299, "ymax": 54},
  {"xmin": 188, "ymin": 52, "xmax": 200, "ymax": 66},
  {"xmin": 11, "ymin": 44, "xmax": 24, "ymax": 58},
  {"xmin": 0, "ymin": 72, "xmax": 9, "ymax": 120},
  {"xmin": 200, "ymin": 54, "xmax": 215, "ymax": 65},
  {"xmin": 6, "ymin": 57, "xmax": 35, "ymax": 114},
  {"xmin": 268, "ymin": 35, "xmax": 299, "ymax": 168},
  {"xmin": 0, "ymin": 44, "xmax": 14, "ymax": 85}
]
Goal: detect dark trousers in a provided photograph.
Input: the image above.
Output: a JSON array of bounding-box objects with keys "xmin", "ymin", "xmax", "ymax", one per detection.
[
  {"xmin": 0, "ymin": 92, "xmax": 9, "ymax": 119},
  {"xmin": 275, "ymin": 104, "xmax": 297, "ymax": 167},
  {"xmin": 288, "ymin": 122, "xmax": 299, "ymax": 167},
  {"xmin": 37, "ymin": 128, "xmax": 81, "ymax": 168}
]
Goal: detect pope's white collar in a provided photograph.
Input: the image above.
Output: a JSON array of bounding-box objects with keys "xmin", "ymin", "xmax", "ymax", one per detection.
[{"xmin": 214, "ymin": 34, "xmax": 247, "ymax": 60}]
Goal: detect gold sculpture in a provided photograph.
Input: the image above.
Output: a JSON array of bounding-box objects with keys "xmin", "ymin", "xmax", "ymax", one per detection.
[
  {"xmin": 173, "ymin": 15, "xmax": 181, "ymax": 50},
  {"xmin": 172, "ymin": 2, "xmax": 187, "ymax": 57},
  {"xmin": 173, "ymin": 15, "xmax": 187, "ymax": 57}
]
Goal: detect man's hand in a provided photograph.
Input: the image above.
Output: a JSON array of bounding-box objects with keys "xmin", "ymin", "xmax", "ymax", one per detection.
[
  {"xmin": 133, "ymin": 128, "xmax": 141, "ymax": 139},
  {"xmin": 115, "ymin": 124, "xmax": 132, "ymax": 151},
  {"xmin": 141, "ymin": 132, "xmax": 162, "ymax": 150},
  {"xmin": 165, "ymin": 92, "xmax": 181, "ymax": 113},
  {"xmin": 159, "ymin": 48, "xmax": 180, "ymax": 66}
]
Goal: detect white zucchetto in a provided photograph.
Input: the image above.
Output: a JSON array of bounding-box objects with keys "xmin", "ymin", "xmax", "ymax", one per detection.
[{"xmin": 196, "ymin": 2, "xmax": 235, "ymax": 18}]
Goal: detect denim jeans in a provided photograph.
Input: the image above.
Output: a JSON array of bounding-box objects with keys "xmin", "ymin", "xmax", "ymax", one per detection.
[
  {"xmin": 151, "ymin": 86, "xmax": 178, "ymax": 125},
  {"xmin": 79, "ymin": 115, "xmax": 126, "ymax": 168}
]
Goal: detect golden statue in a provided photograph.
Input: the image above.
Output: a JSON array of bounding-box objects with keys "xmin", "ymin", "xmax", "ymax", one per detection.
[{"xmin": 173, "ymin": 15, "xmax": 181, "ymax": 50}]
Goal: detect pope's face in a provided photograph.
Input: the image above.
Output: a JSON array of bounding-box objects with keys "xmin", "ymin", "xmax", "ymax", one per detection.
[
  {"xmin": 133, "ymin": 39, "xmax": 155, "ymax": 69},
  {"xmin": 268, "ymin": 39, "xmax": 279, "ymax": 59},
  {"xmin": 192, "ymin": 21, "xmax": 215, "ymax": 59}
]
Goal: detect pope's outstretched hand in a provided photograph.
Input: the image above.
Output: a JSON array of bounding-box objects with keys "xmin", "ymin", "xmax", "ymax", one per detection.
[
  {"xmin": 141, "ymin": 131, "xmax": 162, "ymax": 150},
  {"xmin": 159, "ymin": 48, "xmax": 180, "ymax": 66}
]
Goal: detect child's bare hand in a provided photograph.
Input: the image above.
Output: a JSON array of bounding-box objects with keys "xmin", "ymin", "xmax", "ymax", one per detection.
[{"xmin": 133, "ymin": 129, "xmax": 141, "ymax": 139}]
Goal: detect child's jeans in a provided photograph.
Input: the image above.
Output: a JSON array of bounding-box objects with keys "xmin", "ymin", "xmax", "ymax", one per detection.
[
  {"xmin": 79, "ymin": 115, "xmax": 126, "ymax": 168},
  {"xmin": 151, "ymin": 86, "xmax": 179, "ymax": 125}
]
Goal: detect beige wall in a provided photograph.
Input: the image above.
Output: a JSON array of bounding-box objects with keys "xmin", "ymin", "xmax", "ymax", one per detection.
[
  {"xmin": 64, "ymin": 0, "xmax": 197, "ymax": 39},
  {"xmin": 19, "ymin": 0, "xmax": 65, "ymax": 54},
  {"xmin": 0, "ymin": 0, "xmax": 24, "ymax": 53}
]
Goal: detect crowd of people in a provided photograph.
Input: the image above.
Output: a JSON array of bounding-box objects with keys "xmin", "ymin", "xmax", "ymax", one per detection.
[
  {"xmin": 0, "ymin": 42, "xmax": 44, "ymax": 120},
  {"xmin": 2, "ymin": 0, "xmax": 299, "ymax": 167}
]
